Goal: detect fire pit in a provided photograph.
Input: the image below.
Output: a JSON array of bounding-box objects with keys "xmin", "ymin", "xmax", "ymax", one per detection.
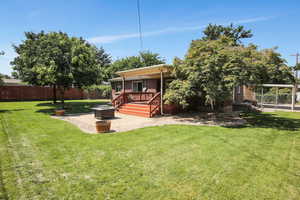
[{"xmin": 91, "ymin": 105, "xmax": 115, "ymax": 120}]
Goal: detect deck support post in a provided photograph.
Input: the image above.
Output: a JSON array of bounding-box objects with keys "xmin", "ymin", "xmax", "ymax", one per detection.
[
  {"xmin": 160, "ymin": 70, "xmax": 164, "ymax": 115},
  {"xmin": 122, "ymin": 76, "xmax": 126, "ymax": 103},
  {"xmin": 261, "ymin": 87, "xmax": 264, "ymax": 109},
  {"xmin": 275, "ymin": 87, "xmax": 278, "ymax": 108},
  {"xmin": 232, "ymin": 86, "xmax": 236, "ymax": 103},
  {"xmin": 122, "ymin": 76, "xmax": 125, "ymax": 93}
]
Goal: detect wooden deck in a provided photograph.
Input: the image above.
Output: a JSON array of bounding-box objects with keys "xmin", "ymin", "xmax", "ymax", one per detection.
[{"xmin": 112, "ymin": 93, "xmax": 161, "ymax": 118}]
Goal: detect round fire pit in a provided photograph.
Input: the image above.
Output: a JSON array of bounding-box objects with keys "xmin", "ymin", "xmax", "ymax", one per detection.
[{"xmin": 91, "ymin": 106, "xmax": 115, "ymax": 120}]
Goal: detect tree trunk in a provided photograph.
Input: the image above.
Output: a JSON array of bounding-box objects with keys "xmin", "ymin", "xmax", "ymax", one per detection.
[
  {"xmin": 59, "ymin": 86, "xmax": 65, "ymax": 109},
  {"xmin": 53, "ymin": 84, "xmax": 57, "ymax": 104}
]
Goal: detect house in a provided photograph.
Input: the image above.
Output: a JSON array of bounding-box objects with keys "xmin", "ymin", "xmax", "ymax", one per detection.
[
  {"xmin": 110, "ymin": 64, "xmax": 256, "ymax": 118},
  {"xmin": 2, "ymin": 78, "xmax": 24, "ymax": 86},
  {"xmin": 110, "ymin": 64, "xmax": 178, "ymax": 117}
]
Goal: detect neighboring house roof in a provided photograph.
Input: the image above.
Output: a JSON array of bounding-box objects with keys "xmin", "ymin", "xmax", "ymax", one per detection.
[
  {"xmin": 2, "ymin": 78, "xmax": 25, "ymax": 86},
  {"xmin": 110, "ymin": 64, "xmax": 173, "ymax": 82}
]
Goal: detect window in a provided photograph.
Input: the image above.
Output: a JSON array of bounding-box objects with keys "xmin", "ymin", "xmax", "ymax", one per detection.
[
  {"xmin": 113, "ymin": 82, "xmax": 122, "ymax": 92},
  {"xmin": 133, "ymin": 81, "xmax": 143, "ymax": 92}
]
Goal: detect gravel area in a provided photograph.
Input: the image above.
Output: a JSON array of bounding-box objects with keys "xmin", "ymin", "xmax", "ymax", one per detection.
[{"xmin": 53, "ymin": 112, "xmax": 246, "ymax": 134}]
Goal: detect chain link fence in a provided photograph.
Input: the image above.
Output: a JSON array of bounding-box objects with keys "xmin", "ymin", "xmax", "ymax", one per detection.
[{"xmin": 255, "ymin": 87, "xmax": 294, "ymax": 106}]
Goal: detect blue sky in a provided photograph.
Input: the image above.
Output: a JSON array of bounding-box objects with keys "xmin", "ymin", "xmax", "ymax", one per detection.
[{"xmin": 1, "ymin": 0, "xmax": 300, "ymax": 75}]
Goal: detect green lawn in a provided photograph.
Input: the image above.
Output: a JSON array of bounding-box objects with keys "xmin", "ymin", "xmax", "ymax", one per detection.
[{"xmin": 0, "ymin": 100, "xmax": 300, "ymax": 200}]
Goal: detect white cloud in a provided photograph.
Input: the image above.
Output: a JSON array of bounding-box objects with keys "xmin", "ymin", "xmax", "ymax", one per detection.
[{"xmin": 88, "ymin": 16, "xmax": 273, "ymax": 44}]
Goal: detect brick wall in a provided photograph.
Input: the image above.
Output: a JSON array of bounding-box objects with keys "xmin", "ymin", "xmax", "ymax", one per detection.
[
  {"xmin": 0, "ymin": 86, "xmax": 85, "ymax": 101},
  {"xmin": 234, "ymin": 85, "xmax": 256, "ymax": 103}
]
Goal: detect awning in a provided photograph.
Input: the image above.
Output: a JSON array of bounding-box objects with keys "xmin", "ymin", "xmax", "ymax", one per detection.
[{"xmin": 115, "ymin": 64, "xmax": 173, "ymax": 78}]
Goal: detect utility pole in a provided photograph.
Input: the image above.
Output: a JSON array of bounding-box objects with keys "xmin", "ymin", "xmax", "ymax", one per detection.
[
  {"xmin": 291, "ymin": 52, "xmax": 300, "ymax": 80},
  {"xmin": 291, "ymin": 52, "xmax": 299, "ymax": 111},
  {"xmin": 136, "ymin": 0, "xmax": 143, "ymax": 52}
]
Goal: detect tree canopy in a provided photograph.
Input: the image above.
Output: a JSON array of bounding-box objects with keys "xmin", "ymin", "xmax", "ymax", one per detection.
[
  {"xmin": 202, "ymin": 23, "xmax": 253, "ymax": 44},
  {"xmin": 106, "ymin": 51, "xmax": 165, "ymax": 79},
  {"xmin": 0, "ymin": 74, "xmax": 4, "ymax": 85},
  {"xmin": 11, "ymin": 31, "xmax": 107, "ymax": 106},
  {"xmin": 0, "ymin": 51, "xmax": 5, "ymax": 85},
  {"xmin": 164, "ymin": 24, "xmax": 294, "ymax": 110},
  {"xmin": 95, "ymin": 47, "xmax": 112, "ymax": 82}
]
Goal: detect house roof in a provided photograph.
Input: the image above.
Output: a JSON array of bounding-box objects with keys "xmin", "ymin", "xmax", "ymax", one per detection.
[
  {"xmin": 2, "ymin": 78, "xmax": 25, "ymax": 86},
  {"xmin": 110, "ymin": 75, "xmax": 161, "ymax": 82},
  {"xmin": 110, "ymin": 64, "xmax": 173, "ymax": 81}
]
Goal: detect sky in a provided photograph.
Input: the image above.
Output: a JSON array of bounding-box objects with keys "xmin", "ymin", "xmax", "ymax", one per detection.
[{"xmin": 1, "ymin": 0, "xmax": 300, "ymax": 75}]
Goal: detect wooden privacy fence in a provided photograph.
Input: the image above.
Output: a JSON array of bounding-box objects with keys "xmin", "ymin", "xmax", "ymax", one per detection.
[{"xmin": 0, "ymin": 86, "xmax": 85, "ymax": 101}]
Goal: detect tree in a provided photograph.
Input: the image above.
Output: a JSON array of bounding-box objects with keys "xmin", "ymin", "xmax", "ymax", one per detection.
[
  {"xmin": 0, "ymin": 51, "xmax": 5, "ymax": 85},
  {"xmin": 0, "ymin": 74, "xmax": 4, "ymax": 85},
  {"xmin": 107, "ymin": 51, "xmax": 165, "ymax": 79},
  {"xmin": 164, "ymin": 36, "xmax": 294, "ymax": 110},
  {"xmin": 11, "ymin": 31, "xmax": 105, "ymax": 107},
  {"xmin": 202, "ymin": 23, "xmax": 253, "ymax": 44},
  {"xmin": 95, "ymin": 47, "xmax": 112, "ymax": 82}
]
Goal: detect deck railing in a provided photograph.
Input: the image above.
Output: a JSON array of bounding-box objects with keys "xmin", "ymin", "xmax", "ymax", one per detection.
[
  {"xmin": 112, "ymin": 92, "xmax": 125, "ymax": 109},
  {"xmin": 112, "ymin": 92, "xmax": 155, "ymax": 108},
  {"xmin": 125, "ymin": 92, "xmax": 155, "ymax": 103},
  {"xmin": 147, "ymin": 92, "xmax": 161, "ymax": 117}
]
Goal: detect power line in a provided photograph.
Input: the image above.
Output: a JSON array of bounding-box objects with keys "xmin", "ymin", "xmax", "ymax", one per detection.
[{"xmin": 136, "ymin": 0, "xmax": 143, "ymax": 51}]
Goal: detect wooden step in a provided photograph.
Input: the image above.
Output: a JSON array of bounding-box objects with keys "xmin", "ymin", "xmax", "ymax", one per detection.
[
  {"xmin": 116, "ymin": 103, "xmax": 160, "ymax": 118},
  {"xmin": 118, "ymin": 109, "xmax": 150, "ymax": 117},
  {"xmin": 120, "ymin": 104, "xmax": 150, "ymax": 111},
  {"xmin": 122, "ymin": 103, "xmax": 150, "ymax": 109}
]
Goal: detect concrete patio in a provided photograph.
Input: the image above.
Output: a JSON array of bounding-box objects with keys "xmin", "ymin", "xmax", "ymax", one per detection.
[{"xmin": 53, "ymin": 112, "xmax": 246, "ymax": 133}]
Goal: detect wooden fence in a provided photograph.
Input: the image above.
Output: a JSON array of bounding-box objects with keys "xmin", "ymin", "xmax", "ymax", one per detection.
[{"xmin": 0, "ymin": 86, "xmax": 86, "ymax": 101}]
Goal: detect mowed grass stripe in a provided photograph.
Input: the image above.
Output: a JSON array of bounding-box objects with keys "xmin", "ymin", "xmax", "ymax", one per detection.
[{"xmin": 0, "ymin": 100, "xmax": 299, "ymax": 199}]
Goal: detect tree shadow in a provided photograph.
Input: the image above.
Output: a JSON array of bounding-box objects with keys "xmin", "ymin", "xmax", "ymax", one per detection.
[
  {"xmin": 35, "ymin": 101, "xmax": 110, "ymax": 115},
  {"xmin": 0, "ymin": 109, "xmax": 25, "ymax": 114},
  {"xmin": 232, "ymin": 112, "xmax": 300, "ymax": 131}
]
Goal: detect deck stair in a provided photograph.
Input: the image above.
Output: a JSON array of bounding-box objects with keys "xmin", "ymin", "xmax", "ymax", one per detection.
[
  {"xmin": 112, "ymin": 92, "xmax": 161, "ymax": 118},
  {"xmin": 117, "ymin": 103, "xmax": 159, "ymax": 118}
]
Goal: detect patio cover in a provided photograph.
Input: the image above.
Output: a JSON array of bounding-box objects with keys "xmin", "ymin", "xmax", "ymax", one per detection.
[{"xmin": 115, "ymin": 64, "xmax": 173, "ymax": 78}]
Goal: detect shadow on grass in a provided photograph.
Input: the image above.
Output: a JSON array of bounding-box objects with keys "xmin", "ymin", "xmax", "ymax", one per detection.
[
  {"xmin": 35, "ymin": 101, "xmax": 109, "ymax": 115},
  {"xmin": 0, "ymin": 109, "xmax": 25, "ymax": 114},
  {"xmin": 232, "ymin": 112, "xmax": 300, "ymax": 131}
]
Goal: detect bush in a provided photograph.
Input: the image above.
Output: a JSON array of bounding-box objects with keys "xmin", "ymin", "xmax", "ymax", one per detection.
[{"xmin": 84, "ymin": 85, "xmax": 112, "ymax": 99}]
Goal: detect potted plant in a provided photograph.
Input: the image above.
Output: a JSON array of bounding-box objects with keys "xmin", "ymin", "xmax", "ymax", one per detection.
[
  {"xmin": 95, "ymin": 120, "xmax": 111, "ymax": 133},
  {"xmin": 55, "ymin": 101, "xmax": 66, "ymax": 116},
  {"xmin": 55, "ymin": 108, "xmax": 65, "ymax": 116}
]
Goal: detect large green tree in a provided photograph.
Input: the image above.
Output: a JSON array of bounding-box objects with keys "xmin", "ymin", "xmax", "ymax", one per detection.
[
  {"xmin": 107, "ymin": 51, "xmax": 165, "ymax": 79},
  {"xmin": 164, "ymin": 35, "xmax": 294, "ymax": 110},
  {"xmin": 11, "ymin": 31, "xmax": 105, "ymax": 107},
  {"xmin": 95, "ymin": 47, "xmax": 112, "ymax": 82},
  {"xmin": 0, "ymin": 51, "xmax": 4, "ymax": 85},
  {"xmin": 202, "ymin": 23, "xmax": 253, "ymax": 44}
]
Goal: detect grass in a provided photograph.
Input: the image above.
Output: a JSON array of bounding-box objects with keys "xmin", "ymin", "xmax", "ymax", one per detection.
[{"xmin": 0, "ymin": 100, "xmax": 300, "ymax": 199}]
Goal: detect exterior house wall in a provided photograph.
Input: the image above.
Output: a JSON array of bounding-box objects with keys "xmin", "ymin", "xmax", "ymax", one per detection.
[
  {"xmin": 234, "ymin": 85, "xmax": 256, "ymax": 103},
  {"xmin": 111, "ymin": 79, "xmax": 159, "ymax": 99}
]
